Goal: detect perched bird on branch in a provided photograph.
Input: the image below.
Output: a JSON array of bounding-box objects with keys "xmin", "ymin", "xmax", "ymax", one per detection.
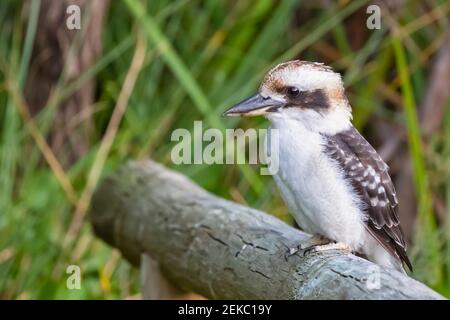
[{"xmin": 223, "ymin": 60, "xmax": 412, "ymax": 272}]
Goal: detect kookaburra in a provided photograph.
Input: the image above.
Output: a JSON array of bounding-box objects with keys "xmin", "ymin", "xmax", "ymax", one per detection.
[{"xmin": 223, "ymin": 60, "xmax": 412, "ymax": 272}]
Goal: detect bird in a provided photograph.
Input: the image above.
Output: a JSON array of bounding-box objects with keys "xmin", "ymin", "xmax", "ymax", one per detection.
[{"xmin": 223, "ymin": 60, "xmax": 412, "ymax": 272}]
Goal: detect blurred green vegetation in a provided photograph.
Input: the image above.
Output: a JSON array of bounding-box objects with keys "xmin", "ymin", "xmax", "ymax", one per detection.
[{"xmin": 0, "ymin": 0, "xmax": 449, "ymax": 299}]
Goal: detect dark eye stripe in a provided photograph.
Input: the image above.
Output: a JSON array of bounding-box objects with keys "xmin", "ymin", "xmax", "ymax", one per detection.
[{"xmin": 286, "ymin": 89, "xmax": 329, "ymax": 109}]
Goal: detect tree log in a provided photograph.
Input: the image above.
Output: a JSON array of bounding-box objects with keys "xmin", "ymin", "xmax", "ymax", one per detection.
[{"xmin": 90, "ymin": 160, "xmax": 443, "ymax": 300}]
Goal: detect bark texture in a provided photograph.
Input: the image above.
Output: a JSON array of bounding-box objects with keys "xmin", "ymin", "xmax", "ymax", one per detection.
[{"xmin": 90, "ymin": 160, "xmax": 444, "ymax": 300}]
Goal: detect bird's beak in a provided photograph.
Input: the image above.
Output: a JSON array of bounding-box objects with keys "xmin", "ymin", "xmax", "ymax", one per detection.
[{"xmin": 222, "ymin": 94, "xmax": 285, "ymax": 117}]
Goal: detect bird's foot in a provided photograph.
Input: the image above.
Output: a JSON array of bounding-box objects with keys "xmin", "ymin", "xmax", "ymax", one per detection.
[
  {"xmin": 305, "ymin": 241, "xmax": 353, "ymax": 255},
  {"xmin": 285, "ymin": 234, "xmax": 330, "ymax": 257},
  {"xmin": 299, "ymin": 234, "xmax": 332, "ymax": 251}
]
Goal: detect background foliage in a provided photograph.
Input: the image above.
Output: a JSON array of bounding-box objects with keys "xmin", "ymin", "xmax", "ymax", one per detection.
[{"xmin": 0, "ymin": 0, "xmax": 449, "ymax": 299}]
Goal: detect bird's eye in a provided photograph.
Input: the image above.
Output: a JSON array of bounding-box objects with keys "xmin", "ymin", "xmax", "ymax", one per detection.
[{"xmin": 286, "ymin": 86, "xmax": 299, "ymax": 97}]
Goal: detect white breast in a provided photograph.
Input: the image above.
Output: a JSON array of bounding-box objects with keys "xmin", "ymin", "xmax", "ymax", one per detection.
[{"xmin": 267, "ymin": 116, "xmax": 367, "ymax": 250}]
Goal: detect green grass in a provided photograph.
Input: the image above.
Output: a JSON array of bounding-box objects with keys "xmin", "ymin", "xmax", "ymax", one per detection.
[
  {"xmin": 0, "ymin": 0, "xmax": 449, "ymax": 299},
  {"xmin": 392, "ymin": 35, "xmax": 443, "ymax": 288}
]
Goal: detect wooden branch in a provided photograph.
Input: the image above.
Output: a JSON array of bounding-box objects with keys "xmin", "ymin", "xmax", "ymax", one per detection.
[{"xmin": 90, "ymin": 161, "xmax": 443, "ymax": 300}]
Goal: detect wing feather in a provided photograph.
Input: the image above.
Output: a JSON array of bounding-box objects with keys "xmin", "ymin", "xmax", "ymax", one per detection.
[{"xmin": 323, "ymin": 126, "xmax": 412, "ymax": 271}]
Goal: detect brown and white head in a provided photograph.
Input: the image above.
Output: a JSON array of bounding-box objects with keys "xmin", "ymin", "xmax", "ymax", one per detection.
[{"xmin": 223, "ymin": 60, "xmax": 352, "ymax": 134}]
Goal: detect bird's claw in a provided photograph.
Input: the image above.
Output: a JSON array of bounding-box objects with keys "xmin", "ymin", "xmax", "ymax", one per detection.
[
  {"xmin": 299, "ymin": 234, "xmax": 331, "ymax": 252},
  {"xmin": 284, "ymin": 234, "xmax": 330, "ymax": 258},
  {"xmin": 304, "ymin": 242, "xmax": 353, "ymax": 255},
  {"xmin": 284, "ymin": 236, "xmax": 352, "ymax": 259},
  {"xmin": 284, "ymin": 245, "xmax": 301, "ymax": 259}
]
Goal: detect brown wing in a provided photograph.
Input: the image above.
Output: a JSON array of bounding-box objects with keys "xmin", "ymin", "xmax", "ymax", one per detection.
[{"xmin": 323, "ymin": 126, "xmax": 412, "ymax": 271}]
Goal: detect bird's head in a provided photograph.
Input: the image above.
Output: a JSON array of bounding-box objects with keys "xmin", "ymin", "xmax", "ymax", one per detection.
[{"xmin": 223, "ymin": 60, "xmax": 352, "ymax": 134}]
